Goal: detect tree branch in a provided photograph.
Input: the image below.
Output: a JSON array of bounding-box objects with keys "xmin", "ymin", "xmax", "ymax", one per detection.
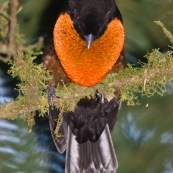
[{"xmin": 0, "ymin": 2, "xmax": 173, "ymax": 132}]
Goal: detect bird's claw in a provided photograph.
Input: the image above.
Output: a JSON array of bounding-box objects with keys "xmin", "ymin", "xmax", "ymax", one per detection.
[
  {"xmin": 48, "ymin": 86, "xmax": 58, "ymax": 108},
  {"xmin": 95, "ymin": 89, "xmax": 105, "ymax": 104}
]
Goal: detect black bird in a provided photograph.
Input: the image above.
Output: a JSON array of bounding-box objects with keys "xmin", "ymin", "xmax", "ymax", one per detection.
[{"xmin": 43, "ymin": 0, "xmax": 125, "ymax": 172}]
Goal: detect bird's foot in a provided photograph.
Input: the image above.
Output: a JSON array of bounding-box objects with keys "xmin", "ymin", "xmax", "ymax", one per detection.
[
  {"xmin": 95, "ymin": 89, "xmax": 105, "ymax": 104},
  {"xmin": 48, "ymin": 86, "xmax": 58, "ymax": 108}
]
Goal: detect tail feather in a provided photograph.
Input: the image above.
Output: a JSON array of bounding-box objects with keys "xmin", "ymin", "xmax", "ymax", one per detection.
[
  {"xmin": 94, "ymin": 124, "xmax": 117, "ymax": 171},
  {"xmin": 65, "ymin": 124, "xmax": 118, "ymax": 173},
  {"xmin": 48, "ymin": 95, "xmax": 120, "ymax": 173}
]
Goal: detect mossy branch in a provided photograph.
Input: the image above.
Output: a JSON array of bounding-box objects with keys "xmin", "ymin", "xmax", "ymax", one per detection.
[{"xmin": 0, "ymin": 1, "xmax": 173, "ymax": 130}]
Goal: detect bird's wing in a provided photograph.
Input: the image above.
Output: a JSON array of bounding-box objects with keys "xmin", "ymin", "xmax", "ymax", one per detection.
[{"xmin": 48, "ymin": 106, "xmax": 67, "ymax": 154}]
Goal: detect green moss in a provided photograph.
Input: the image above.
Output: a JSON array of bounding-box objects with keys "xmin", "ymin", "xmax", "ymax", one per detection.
[{"xmin": 1, "ymin": 1, "xmax": 173, "ymax": 130}]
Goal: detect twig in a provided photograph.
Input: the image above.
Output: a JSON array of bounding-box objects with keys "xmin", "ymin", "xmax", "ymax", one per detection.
[
  {"xmin": 8, "ymin": 0, "xmax": 19, "ymax": 53},
  {"xmin": 155, "ymin": 21, "xmax": 173, "ymax": 44}
]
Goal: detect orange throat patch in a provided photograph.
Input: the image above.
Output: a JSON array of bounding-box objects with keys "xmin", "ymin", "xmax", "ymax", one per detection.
[{"xmin": 53, "ymin": 13, "xmax": 124, "ymax": 86}]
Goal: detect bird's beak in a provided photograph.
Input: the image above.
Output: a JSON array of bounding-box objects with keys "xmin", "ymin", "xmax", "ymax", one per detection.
[{"xmin": 84, "ymin": 34, "xmax": 94, "ymax": 49}]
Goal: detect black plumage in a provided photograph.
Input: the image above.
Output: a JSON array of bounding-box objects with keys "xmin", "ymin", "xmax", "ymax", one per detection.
[
  {"xmin": 66, "ymin": 0, "xmax": 123, "ymax": 40},
  {"xmin": 64, "ymin": 97, "xmax": 119, "ymax": 144},
  {"xmin": 48, "ymin": 94, "xmax": 121, "ymax": 173},
  {"xmin": 46, "ymin": 0, "xmax": 124, "ymax": 172}
]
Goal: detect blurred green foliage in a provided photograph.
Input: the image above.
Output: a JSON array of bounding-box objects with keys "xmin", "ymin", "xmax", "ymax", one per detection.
[
  {"xmin": 117, "ymin": 0, "xmax": 173, "ymax": 58},
  {"xmin": 115, "ymin": 93, "xmax": 173, "ymax": 173}
]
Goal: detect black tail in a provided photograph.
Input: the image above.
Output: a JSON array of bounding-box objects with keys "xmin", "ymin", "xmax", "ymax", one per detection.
[
  {"xmin": 48, "ymin": 95, "xmax": 120, "ymax": 173},
  {"xmin": 65, "ymin": 124, "xmax": 118, "ymax": 173}
]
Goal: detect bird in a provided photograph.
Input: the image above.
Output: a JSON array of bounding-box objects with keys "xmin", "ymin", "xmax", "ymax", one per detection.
[{"xmin": 43, "ymin": 0, "xmax": 125, "ymax": 172}]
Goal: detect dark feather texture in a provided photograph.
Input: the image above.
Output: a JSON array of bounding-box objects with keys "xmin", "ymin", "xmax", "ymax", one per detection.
[
  {"xmin": 67, "ymin": 0, "xmax": 123, "ymax": 40},
  {"xmin": 46, "ymin": 0, "xmax": 124, "ymax": 172},
  {"xmin": 64, "ymin": 97, "xmax": 119, "ymax": 144},
  {"xmin": 48, "ymin": 95, "xmax": 120, "ymax": 173}
]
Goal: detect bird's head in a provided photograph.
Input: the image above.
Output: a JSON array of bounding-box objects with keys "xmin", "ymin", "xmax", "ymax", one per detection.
[{"xmin": 68, "ymin": 0, "xmax": 122, "ymax": 48}]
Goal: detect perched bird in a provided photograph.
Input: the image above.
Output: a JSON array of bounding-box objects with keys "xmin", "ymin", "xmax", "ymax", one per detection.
[{"xmin": 43, "ymin": 0, "xmax": 125, "ymax": 172}]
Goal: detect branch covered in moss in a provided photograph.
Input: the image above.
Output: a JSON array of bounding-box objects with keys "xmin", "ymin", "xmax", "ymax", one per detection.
[
  {"xmin": 1, "ymin": 45, "xmax": 173, "ymax": 124},
  {"xmin": 0, "ymin": 1, "xmax": 47, "ymax": 130},
  {"xmin": 0, "ymin": 1, "xmax": 173, "ymax": 131},
  {"xmin": 1, "ymin": 51, "xmax": 50, "ymax": 131}
]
